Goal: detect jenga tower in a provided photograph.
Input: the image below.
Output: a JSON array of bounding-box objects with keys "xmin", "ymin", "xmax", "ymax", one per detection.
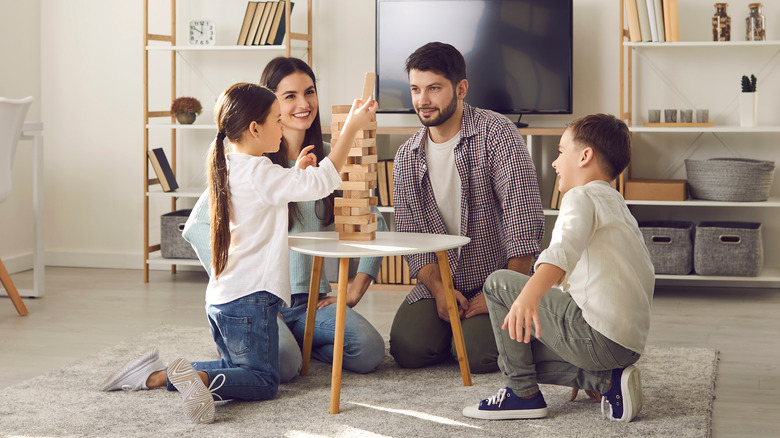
[{"xmin": 332, "ymin": 73, "xmax": 379, "ymax": 241}]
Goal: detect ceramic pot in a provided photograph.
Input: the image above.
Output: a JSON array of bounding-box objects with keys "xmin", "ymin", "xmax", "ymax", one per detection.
[{"xmin": 176, "ymin": 112, "xmax": 196, "ymax": 124}]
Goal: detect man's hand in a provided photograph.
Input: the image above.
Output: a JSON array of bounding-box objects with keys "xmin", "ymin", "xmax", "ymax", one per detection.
[
  {"xmin": 464, "ymin": 293, "xmax": 489, "ymax": 319},
  {"xmin": 434, "ymin": 289, "xmax": 468, "ymax": 322}
]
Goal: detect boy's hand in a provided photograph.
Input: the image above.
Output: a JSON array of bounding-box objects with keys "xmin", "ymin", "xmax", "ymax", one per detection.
[
  {"xmin": 502, "ymin": 290, "xmax": 541, "ymax": 343},
  {"xmin": 295, "ymin": 145, "xmax": 317, "ymax": 169}
]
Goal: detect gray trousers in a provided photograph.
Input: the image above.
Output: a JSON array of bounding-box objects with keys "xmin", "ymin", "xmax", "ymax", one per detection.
[{"xmin": 484, "ymin": 270, "xmax": 641, "ymax": 397}]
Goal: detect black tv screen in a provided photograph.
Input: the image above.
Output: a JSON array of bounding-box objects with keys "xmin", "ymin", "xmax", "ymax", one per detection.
[{"xmin": 376, "ymin": 0, "xmax": 573, "ymax": 115}]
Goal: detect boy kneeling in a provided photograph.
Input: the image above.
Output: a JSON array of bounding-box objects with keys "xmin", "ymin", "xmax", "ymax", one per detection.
[{"xmin": 463, "ymin": 114, "xmax": 654, "ymax": 422}]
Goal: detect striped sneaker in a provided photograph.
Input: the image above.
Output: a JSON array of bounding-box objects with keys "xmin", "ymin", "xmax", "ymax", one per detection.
[
  {"xmin": 167, "ymin": 358, "xmax": 218, "ymax": 424},
  {"xmin": 101, "ymin": 347, "xmax": 164, "ymax": 391}
]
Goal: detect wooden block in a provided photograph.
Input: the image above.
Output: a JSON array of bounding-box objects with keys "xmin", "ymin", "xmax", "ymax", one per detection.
[
  {"xmin": 347, "ymin": 155, "xmax": 378, "ymax": 165},
  {"xmin": 339, "ymin": 180, "xmax": 377, "ymax": 191},
  {"xmin": 338, "ymin": 231, "xmax": 376, "ymax": 241},
  {"xmin": 335, "ymin": 223, "xmax": 357, "ymax": 233},
  {"xmin": 362, "ymin": 72, "xmax": 376, "ymax": 102},
  {"xmin": 353, "ymin": 138, "xmax": 376, "ymax": 148},
  {"xmin": 342, "ymin": 163, "xmax": 377, "ymax": 173},
  {"xmin": 334, "ymin": 197, "xmax": 371, "ymax": 208},
  {"xmin": 332, "ymin": 104, "xmax": 352, "ymax": 114},
  {"xmin": 348, "ymin": 146, "xmax": 378, "ymax": 157},
  {"xmin": 334, "ymin": 213, "xmax": 375, "ymax": 225},
  {"xmin": 357, "ymin": 221, "xmax": 378, "ymax": 233},
  {"xmin": 624, "ymin": 179, "xmax": 688, "ymax": 201},
  {"xmin": 334, "ymin": 121, "xmax": 378, "ymax": 132},
  {"xmin": 343, "ymin": 190, "xmax": 373, "ymax": 199},
  {"xmin": 350, "ymin": 206, "xmax": 371, "ymax": 215},
  {"xmin": 348, "ymin": 171, "xmax": 377, "ymax": 182}
]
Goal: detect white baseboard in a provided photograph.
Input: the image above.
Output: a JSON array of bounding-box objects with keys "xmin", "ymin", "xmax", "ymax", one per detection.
[
  {"xmin": 0, "ymin": 253, "xmax": 33, "ymax": 274},
  {"xmin": 2, "ymin": 251, "xmax": 199, "ymax": 273}
]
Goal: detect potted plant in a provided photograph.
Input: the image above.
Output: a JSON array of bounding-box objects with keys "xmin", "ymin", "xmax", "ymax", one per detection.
[
  {"xmin": 740, "ymin": 74, "xmax": 757, "ymax": 127},
  {"xmin": 170, "ymin": 97, "xmax": 202, "ymax": 125}
]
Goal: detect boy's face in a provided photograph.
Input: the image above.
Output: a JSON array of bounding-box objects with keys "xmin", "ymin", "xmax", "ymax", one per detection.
[{"xmin": 552, "ymin": 128, "xmax": 584, "ymax": 194}]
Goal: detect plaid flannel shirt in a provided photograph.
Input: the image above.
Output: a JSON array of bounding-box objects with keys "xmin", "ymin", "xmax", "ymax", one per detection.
[{"xmin": 393, "ymin": 103, "xmax": 545, "ymax": 304}]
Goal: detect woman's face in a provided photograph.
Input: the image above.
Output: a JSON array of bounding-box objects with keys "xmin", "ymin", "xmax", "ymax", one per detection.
[{"xmin": 274, "ymin": 71, "xmax": 318, "ymax": 133}]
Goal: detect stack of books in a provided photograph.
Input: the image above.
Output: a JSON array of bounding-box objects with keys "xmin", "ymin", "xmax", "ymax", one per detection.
[
  {"xmin": 624, "ymin": 0, "xmax": 678, "ymax": 43},
  {"xmin": 236, "ymin": 1, "xmax": 294, "ymax": 46},
  {"xmin": 376, "ymin": 255, "xmax": 417, "ymax": 285}
]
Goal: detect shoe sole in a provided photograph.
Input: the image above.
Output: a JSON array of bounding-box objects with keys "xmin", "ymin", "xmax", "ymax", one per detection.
[
  {"xmin": 100, "ymin": 347, "xmax": 159, "ymax": 391},
  {"xmin": 618, "ymin": 365, "xmax": 643, "ymax": 422},
  {"xmin": 462, "ymin": 405, "xmax": 548, "ymax": 420},
  {"xmin": 168, "ymin": 358, "xmax": 216, "ymax": 424}
]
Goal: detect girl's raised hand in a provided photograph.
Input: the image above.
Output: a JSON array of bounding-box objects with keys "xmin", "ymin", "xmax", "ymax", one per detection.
[
  {"xmin": 342, "ymin": 96, "xmax": 378, "ymax": 133},
  {"xmin": 295, "ymin": 145, "xmax": 317, "ymax": 169}
]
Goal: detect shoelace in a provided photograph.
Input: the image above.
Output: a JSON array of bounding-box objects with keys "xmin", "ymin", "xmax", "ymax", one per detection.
[
  {"xmin": 207, "ymin": 373, "xmax": 226, "ymax": 402},
  {"xmin": 484, "ymin": 388, "xmax": 509, "ymax": 407}
]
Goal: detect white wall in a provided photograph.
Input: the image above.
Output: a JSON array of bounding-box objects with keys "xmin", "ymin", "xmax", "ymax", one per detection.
[{"xmin": 0, "ymin": 0, "xmax": 777, "ymax": 273}]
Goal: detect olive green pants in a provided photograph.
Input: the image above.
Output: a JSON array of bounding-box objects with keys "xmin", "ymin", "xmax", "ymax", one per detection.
[{"xmin": 389, "ymin": 297, "xmax": 499, "ymax": 374}]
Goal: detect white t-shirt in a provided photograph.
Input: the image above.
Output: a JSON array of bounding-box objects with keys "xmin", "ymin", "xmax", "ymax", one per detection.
[
  {"xmin": 535, "ymin": 180, "xmax": 655, "ymax": 353},
  {"xmin": 425, "ymin": 131, "xmax": 462, "ymax": 236},
  {"xmin": 205, "ymin": 153, "xmax": 342, "ymax": 307}
]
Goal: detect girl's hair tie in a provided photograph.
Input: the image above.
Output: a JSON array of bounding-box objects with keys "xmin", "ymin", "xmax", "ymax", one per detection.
[{"xmin": 216, "ymin": 131, "xmax": 226, "ymax": 141}]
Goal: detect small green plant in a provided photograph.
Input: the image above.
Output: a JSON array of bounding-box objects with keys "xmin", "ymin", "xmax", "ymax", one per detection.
[
  {"xmin": 741, "ymin": 74, "xmax": 757, "ymax": 92},
  {"xmin": 170, "ymin": 97, "xmax": 203, "ymax": 115}
]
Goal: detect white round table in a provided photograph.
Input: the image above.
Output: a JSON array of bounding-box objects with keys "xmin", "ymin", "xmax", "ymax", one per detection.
[{"xmin": 288, "ymin": 231, "xmax": 471, "ymax": 414}]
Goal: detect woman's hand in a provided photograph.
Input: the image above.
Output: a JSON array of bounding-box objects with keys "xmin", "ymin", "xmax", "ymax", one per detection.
[{"xmin": 295, "ymin": 145, "xmax": 317, "ymax": 169}]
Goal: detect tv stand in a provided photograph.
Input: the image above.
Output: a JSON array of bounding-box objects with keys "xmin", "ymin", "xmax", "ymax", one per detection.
[{"xmin": 514, "ymin": 114, "xmax": 529, "ymax": 128}]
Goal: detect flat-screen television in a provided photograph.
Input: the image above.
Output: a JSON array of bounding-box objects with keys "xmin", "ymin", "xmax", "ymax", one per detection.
[{"xmin": 375, "ymin": 0, "xmax": 573, "ymax": 117}]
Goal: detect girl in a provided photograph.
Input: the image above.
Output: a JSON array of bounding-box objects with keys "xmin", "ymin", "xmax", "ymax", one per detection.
[
  {"xmin": 101, "ymin": 83, "xmax": 377, "ymax": 424},
  {"xmin": 183, "ymin": 57, "xmax": 387, "ymax": 378}
]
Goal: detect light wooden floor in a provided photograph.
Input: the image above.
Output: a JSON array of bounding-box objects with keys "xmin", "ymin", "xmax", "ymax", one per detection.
[{"xmin": 2, "ymin": 267, "xmax": 779, "ymax": 437}]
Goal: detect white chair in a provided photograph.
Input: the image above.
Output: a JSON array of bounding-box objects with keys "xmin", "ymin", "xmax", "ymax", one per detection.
[{"xmin": 0, "ymin": 96, "xmax": 34, "ymax": 316}]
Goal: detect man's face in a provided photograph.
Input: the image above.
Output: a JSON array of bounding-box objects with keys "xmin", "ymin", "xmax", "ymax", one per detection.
[{"xmin": 408, "ymin": 69, "xmax": 459, "ymax": 127}]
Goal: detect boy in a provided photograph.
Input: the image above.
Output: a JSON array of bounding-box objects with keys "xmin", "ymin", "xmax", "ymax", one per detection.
[{"xmin": 462, "ymin": 114, "xmax": 655, "ymax": 422}]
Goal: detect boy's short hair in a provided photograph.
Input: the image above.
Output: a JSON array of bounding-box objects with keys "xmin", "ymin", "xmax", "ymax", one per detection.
[
  {"xmin": 405, "ymin": 42, "xmax": 467, "ymax": 89},
  {"xmin": 567, "ymin": 114, "xmax": 631, "ymax": 180}
]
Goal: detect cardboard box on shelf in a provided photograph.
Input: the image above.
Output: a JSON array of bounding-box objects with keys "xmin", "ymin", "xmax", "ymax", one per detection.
[{"xmin": 624, "ymin": 179, "xmax": 687, "ymax": 201}]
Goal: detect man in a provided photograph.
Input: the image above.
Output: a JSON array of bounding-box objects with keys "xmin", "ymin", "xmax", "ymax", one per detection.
[{"xmin": 389, "ymin": 42, "xmax": 545, "ymax": 373}]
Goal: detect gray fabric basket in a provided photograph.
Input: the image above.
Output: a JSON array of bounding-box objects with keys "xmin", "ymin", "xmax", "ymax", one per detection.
[
  {"xmin": 639, "ymin": 221, "xmax": 694, "ymax": 275},
  {"xmin": 161, "ymin": 209, "xmax": 197, "ymax": 259},
  {"xmin": 685, "ymin": 158, "xmax": 775, "ymax": 202},
  {"xmin": 693, "ymin": 221, "xmax": 762, "ymax": 277}
]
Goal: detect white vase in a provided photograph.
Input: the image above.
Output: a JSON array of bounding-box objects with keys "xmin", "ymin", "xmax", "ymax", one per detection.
[{"xmin": 740, "ymin": 92, "xmax": 757, "ymax": 127}]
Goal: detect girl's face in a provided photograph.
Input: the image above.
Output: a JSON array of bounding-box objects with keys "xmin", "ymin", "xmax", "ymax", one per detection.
[
  {"xmin": 551, "ymin": 128, "xmax": 584, "ymax": 194},
  {"xmin": 252, "ymin": 100, "xmax": 284, "ymax": 155},
  {"xmin": 274, "ymin": 71, "xmax": 319, "ymax": 133}
]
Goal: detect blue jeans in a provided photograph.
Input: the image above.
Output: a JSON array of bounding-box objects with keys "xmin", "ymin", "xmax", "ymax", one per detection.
[
  {"xmin": 166, "ymin": 291, "xmax": 281, "ymax": 401},
  {"xmin": 483, "ymin": 270, "xmax": 641, "ymax": 396},
  {"xmin": 279, "ymin": 293, "xmax": 385, "ymax": 374}
]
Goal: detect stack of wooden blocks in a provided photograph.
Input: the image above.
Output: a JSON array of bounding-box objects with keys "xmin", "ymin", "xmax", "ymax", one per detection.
[{"xmin": 332, "ymin": 73, "xmax": 379, "ymax": 241}]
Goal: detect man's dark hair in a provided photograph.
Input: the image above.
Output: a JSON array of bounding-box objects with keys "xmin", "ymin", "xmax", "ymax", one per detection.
[
  {"xmin": 405, "ymin": 42, "xmax": 467, "ymax": 88},
  {"xmin": 567, "ymin": 114, "xmax": 632, "ymax": 180}
]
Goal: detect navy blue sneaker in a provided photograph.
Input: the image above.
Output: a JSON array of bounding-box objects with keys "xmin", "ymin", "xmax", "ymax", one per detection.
[
  {"xmin": 601, "ymin": 365, "xmax": 643, "ymax": 422},
  {"xmin": 463, "ymin": 387, "xmax": 547, "ymax": 420}
]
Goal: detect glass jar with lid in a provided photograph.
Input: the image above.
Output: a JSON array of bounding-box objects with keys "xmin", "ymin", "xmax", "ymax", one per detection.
[
  {"xmin": 713, "ymin": 3, "xmax": 731, "ymax": 41},
  {"xmin": 746, "ymin": 3, "xmax": 766, "ymax": 41}
]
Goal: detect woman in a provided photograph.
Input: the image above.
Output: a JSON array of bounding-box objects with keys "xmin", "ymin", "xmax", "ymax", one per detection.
[{"xmin": 183, "ymin": 57, "xmax": 386, "ymax": 380}]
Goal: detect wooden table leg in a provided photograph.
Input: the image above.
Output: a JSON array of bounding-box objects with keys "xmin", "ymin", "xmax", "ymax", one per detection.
[
  {"xmin": 329, "ymin": 257, "xmax": 349, "ymax": 414},
  {"xmin": 300, "ymin": 256, "xmax": 324, "ymax": 376},
  {"xmin": 436, "ymin": 250, "xmax": 472, "ymax": 386}
]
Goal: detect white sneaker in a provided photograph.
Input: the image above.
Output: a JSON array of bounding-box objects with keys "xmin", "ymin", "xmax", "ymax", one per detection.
[
  {"xmin": 101, "ymin": 347, "xmax": 165, "ymax": 391},
  {"xmin": 167, "ymin": 358, "xmax": 223, "ymax": 424}
]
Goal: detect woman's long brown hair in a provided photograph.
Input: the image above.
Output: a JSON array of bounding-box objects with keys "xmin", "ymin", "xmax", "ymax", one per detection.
[
  {"xmin": 260, "ymin": 57, "xmax": 334, "ymax": 230},
  {"xmin": 208, "ymin": 82, "xmax": 276, "ymax": 278}
]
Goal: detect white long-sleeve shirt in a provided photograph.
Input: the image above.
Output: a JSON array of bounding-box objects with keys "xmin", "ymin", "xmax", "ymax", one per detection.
[
  {"xmin": 535, "ymin": 180, "xmax": 655, "ymax": 353},
  {"xmin": 205, "ymin": 153, "xmax": 342, "ymax": 306}
]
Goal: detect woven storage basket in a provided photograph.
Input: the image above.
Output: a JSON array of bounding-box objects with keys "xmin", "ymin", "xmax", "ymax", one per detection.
[
  {"xmin": 685, "ymin": 158, "xmax": 775, "ymax": 202},
  {"xmin": 639, "ymin": 221, "xmax": 694, "ymax": 275},
  {"xmin": 161, "ymin": 209, "xmax": 197, "ymax": 259},
  {"xmin": 693, "ymin": 221, "xmax": 762, "ymax": 276}
]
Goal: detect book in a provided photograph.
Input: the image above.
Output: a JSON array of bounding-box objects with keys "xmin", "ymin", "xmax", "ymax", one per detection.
[
  {"xmin": 645, "ymin": 0, "xmax": 659, "ymax": 42},
  {"xmin": 668, "ymin": 0, "xmax": 679, "ymax": 42},
  {"xmin": 402, "ymin": 257, "xmax": 410, "ymax": 285},
  {"xmin": 662, "ymin": 0, "xmax": 671, "ymax": 42},
  {"xmin": 388, "ymin": 254, "xmax": 396, "ymax": 284},
  {"xmin": 147, "ymin": 148, "xmax": 179, "ymax": 192},
  {"xmin": 257, "ymin": 1, "xmax": 279, "ymax": 45},
  {"xmin": 624, "ymin": 0, "xmax": 641, "ymax": 42},
  {"xmin": 267, "ymin": 1, "xmax": 294, "ymax": 46},
  {"xmin": 236, "ymin": 2, "xmax": 259, "ymax": 45},
  {"xmin": 395, "ymin": 255, "xmax": 403, "ymax": 284},
  {"xmin": 376, "ymin": 159, "xmax": 389, "ymax": 206},
  {"xmin": 550, "ymin": 174, "xmax": 561, "ymax": 209},
  {"xmin": 252, "ymin": 1, "xmax": 275, "ymax": 45},
  {"xmin": 635, "ymin": 0, "xmax": 652, "ymax": 42},
  {"xmin": 652, "ymin": 0, "xmax": 665, "ymax": 42},
  {"xmin": 379, "ymin": 256, "xmax": 388, "ymax": 284},
  {"xmin": 245, "ymin": 2, "xmax": 268, "ymax": 46},
  {"xmin": 386, "ymin": 160, "xmax": 394, "ymax": 206}
]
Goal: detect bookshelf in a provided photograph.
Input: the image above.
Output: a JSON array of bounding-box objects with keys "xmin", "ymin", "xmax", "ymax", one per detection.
[
  {"xmin": 142, "ymin": 0, "xmax": 313, "ymax": 282},
  {"xmin": 619, "ymin": 0, "xmax": 780, "ymax": 287}
]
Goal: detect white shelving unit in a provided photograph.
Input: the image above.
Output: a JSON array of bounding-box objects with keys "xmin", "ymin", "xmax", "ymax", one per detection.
[
  {"xmin": 619, "ymin": 2, "xmax": 780, "ymax": 287},
  {"xmin": 142, "ymin": 0, "xmax": 312, "ymax": 281}
]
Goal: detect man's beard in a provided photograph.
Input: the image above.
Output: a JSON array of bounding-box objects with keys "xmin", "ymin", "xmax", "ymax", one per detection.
[{"xmin": 416, "ymin": 91, "xmax": 458, "ymax": 127}]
